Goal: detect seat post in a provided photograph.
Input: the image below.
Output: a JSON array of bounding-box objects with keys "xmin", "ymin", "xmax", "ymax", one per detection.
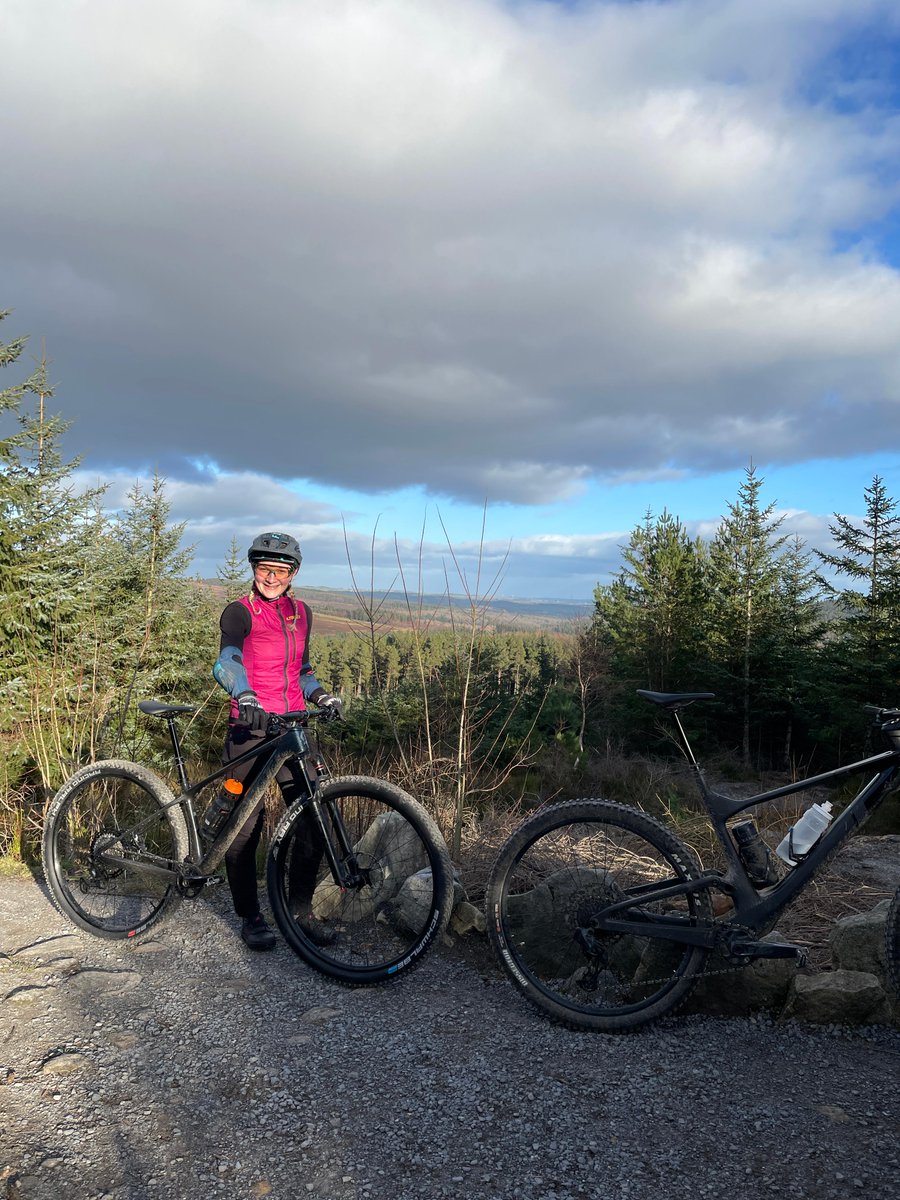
[
  {"xmin": 671, "ymin": 708, "xmax": 710, "ymax": 798},
  {"xmin": 166, "ymin": 716, "xmax": 190, "ymax": 792}
]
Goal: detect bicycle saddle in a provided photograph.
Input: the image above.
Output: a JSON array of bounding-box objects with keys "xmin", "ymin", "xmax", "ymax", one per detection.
[
  {"xmin": 138, "ymin": 700, "xmax": 198, "ymax": 717},
  {"xmin": 636, "ymin": 690, "xmax": 715, "ymax": 709}
]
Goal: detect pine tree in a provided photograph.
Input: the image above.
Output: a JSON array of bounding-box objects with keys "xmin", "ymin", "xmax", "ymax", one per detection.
[
  {"xmin": 217, "ymin": 537, "xmax": 249, "ymax": 602},
  {"xmin": 102, "ymin": 473, "xmax": 218, "ymax": 759},
  {"xmin": 816, "ymin": 475, "xmax": 900, "ymax": 705},
  {"xmin": 593, "ymin": 509, "xmax": 708, "ymax": 693},
  {"xmin": 708, "ymin": 466, "xmax": 787, "ymax": 765},
  {"xmin": 768, "ymin": 536, "xmax": 825, "ymax": 769}
]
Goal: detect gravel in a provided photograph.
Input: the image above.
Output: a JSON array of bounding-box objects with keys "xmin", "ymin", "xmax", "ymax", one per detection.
[{"xmin": 2, "ymin": 876, "xmax": 899, "ymax": 1200}]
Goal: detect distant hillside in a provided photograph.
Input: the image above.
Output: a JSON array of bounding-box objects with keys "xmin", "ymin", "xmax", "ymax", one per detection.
[{"xmin": 201, "ymin": 582, "xmax": 591, "ymax": 635}]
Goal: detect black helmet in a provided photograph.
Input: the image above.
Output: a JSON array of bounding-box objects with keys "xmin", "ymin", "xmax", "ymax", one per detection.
[{"xmin": 247, "ymin": 532, "xmax": 302, "ymax": 569}]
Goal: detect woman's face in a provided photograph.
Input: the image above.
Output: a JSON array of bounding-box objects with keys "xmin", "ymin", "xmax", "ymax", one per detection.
[{"xmin": 253, "ymin": 560, "xmax": 296, "ymax": 599}]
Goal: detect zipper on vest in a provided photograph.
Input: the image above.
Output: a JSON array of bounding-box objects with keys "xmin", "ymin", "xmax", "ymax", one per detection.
[{"xmin": 277, "ymin": 603, "xmax": 291, "ymax": 710}]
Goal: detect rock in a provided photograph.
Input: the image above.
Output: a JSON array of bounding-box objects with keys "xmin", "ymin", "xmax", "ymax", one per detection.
[
  {"xmin": 501, "ymin": 865, "xmax": 622, "ymax": 976},
  {"xmin": 107, "ymin": 1031, "xmax": 139, "ymax": 1050},
  {"xmin": 4, "ymin": 985, "xmax": 53, "ymax": 1006},
  {"xmin": 389, "ymin": 869, "xmax": 438, "ymax": 935},
  {"xmin": 830, "ymin": 898, "xmax": 891, "ymax": 978},
  {"xmin": 67, "ymin": 969, "xmax": 141, "ymax": 996},
  {"xmin": 42, "ymin": 1051, "xmax": 89, "ymax": 1075},
  {"xmin": 129, "ymin": 939, "xmax": 167, "ymax": 955},
  {"xmin": 449, "ymin": 900, "xmax": 486, "ymax": 937},
  {"xmin": 313, "ymin": 811, "xmax": 428, "ymax": 920},
  {"xmin": 685, "ymin": 931, "xmax": 798, "ymax": 1017},
  {"xmin": 830, "ymin": 835, "xmax": 900, "ymax": 891},
  {"xmin": 385, "ymin": 867, "xmax": 464, "ymax": 936},
  {"xmin": 784, "ymin": 970, "xmax": 889, "ymax": 1025},
  {"xmin": 299, "ymin": 1006, "xmax": 341, "ymax": 1025}
]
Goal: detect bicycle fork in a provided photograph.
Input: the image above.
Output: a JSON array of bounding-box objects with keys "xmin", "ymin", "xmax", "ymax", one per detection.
[{"xmin": 307, "ymin": 795, "xmax": 370, "ymax": 891}]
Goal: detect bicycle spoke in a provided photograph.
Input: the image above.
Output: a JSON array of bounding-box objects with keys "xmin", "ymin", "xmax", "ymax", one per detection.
[
  {"xmin": 269, "ymin": 776, "xmax": 452, "ymax": 984},
  {"xmin": 488, "ymin": 800, "xmax": 711, "ymax": 1031},
  {"xmin": 44, "ymin": 763, "xmax": 186, "ymax": 938}
]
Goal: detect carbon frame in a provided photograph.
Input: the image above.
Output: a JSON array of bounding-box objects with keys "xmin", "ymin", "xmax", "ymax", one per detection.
[{"xmin": 595, "ymin": 713, "xmax": 900, "ymax": 949}]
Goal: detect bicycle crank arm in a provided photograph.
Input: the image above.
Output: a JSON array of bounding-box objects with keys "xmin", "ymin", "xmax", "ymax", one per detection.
[{"xmin": 724, "ymin": 938, "xmax": 808, "ymax": 964}]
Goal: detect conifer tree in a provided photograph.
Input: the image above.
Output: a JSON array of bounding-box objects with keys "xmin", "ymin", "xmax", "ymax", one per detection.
[
  {"xmin": 593, "ymin": 508, "xmax": 708, "ymax": 693},
  {"xmin": 769, "ymin": 536, "xmax": 825, "ymax": 768},
  {"xmin": 217, "ymin": 536, "xmax": 249, "ymax": 602},
  {"xmin": 708, "ymin": 465, "xmax": 787, "ymax": 765},
  {"xmin": 816, "ymin": 475, "xmax": 900, "ymax": 706},
  {"xmin": 102, "ymin": 474, "xmax": 218, "ymax": 758}
]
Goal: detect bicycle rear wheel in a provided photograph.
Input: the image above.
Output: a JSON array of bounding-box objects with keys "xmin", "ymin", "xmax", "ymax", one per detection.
[
  {"xmin": 267, "ymin": 775, "xmax": 453, "ymax": 985},
  {"xmin": 486, "ymin": 799, "xmax": 712, "ymax": 1032},
  {"xmin": 42, "ymin": 760, "xmax": 188, "ymax": 940}
]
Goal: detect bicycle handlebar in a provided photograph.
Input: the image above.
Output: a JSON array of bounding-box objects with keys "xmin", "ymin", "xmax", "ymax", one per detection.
[
  {"xmin": 862, "ymin": 703, "xmax": 900, "ymax": 725},
  {"xmin": 267, "ymin": 706, "xmax": 343, "ymax": 732}
]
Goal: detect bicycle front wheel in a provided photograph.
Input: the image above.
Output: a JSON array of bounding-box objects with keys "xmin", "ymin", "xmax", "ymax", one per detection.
[
  {"xmin": 267, "ymin": 775, "xmax": 453, "ymax": 985},
  {"xmin": 42, "ymin": 760, "xmax": 188, "ymax": 940},
  {"xmin": 486, "ymin": 799, "xmax": 712, "ymax": 1032}
]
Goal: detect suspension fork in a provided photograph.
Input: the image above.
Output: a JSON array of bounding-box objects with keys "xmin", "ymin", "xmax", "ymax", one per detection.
[{"xmin": 304, "ymin": 794, "xmax": 367, "ymax": 890}]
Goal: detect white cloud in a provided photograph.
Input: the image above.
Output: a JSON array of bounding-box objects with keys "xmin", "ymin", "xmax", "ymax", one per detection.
[{"xmin": 3, "ymin": 0, "xmax": 900, "ymax": 505}]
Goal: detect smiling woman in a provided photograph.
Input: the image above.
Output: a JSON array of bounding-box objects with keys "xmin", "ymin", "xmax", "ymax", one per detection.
[{"xmin": 210, "ymin": 530, "xmax": 344, "ymax": 950}]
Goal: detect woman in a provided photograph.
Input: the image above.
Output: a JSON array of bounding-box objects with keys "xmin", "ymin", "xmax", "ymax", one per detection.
[{"xmin": 212, "ymin": 531, "xmax": 342, "ymax": 949}]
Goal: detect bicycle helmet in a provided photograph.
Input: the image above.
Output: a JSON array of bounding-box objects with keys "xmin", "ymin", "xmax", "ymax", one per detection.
[{"xmin": 247, "ymin": 532, "xmax": 302, "ymax": 569}]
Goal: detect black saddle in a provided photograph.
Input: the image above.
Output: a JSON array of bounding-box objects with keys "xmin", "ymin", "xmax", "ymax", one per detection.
[
  {"xmin": 138, "ymin": 700, "xmax": 198, "ymax": 718},
  {"xmin": 636, "ymin": 690, "xmax": 715, "ymax": 709}
]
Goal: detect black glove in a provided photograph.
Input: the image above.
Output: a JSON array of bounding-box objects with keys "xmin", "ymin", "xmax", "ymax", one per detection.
[
  {"xmin": 236, "ymin": 691, "xmax": 268, "ymax": 733},
  {"xmin": 314, "ymin": 692, "xmax": 344, "ymax": 720}
]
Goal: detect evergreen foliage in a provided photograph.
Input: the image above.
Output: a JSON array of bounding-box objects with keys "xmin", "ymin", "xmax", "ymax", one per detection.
[
  {"xmin": 0, "ymin": 313, "xmax": 219, "ymax": 857},
  {"xmin": 2, "ymin": 306, "xmax": 899, "ymax": 858}
]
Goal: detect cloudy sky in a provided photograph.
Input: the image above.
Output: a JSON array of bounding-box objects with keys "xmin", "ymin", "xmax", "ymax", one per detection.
[{"xmin": 3, "ymin": 0, "xmax": 900, "ymax": 598}]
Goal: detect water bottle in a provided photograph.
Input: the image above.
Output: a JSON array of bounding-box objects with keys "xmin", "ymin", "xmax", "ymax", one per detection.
[
  {"xmin": 731, "ymin": 818, "xmax": 778, "ymax": 885},
  {"xmin": 200, "ymin": 777, "xmax": 243, "ymax": 843},
  {"xmin": 775, "ymin": 801, "xmax": 833, "ymax": 866}
]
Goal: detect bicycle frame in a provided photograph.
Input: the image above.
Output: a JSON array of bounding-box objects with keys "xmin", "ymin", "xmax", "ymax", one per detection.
[
  {"xmin": 97, "ymin": 715, "xmax": 355, "ymax": 889},
  {"xmin": 595, "ymin": 706, "xmax": 900, "ymax": 950}
]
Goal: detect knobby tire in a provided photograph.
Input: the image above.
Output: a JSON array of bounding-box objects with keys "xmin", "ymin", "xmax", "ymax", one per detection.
[
  {"xmin": 486, "ymin": 798, "xmax": 712, "ymax": 1032},
  {"xmin": 266, "ymin": 775, "xmax": 453, "ymax": 985},
  {"xmin": 42, "ymin": 759, "xmax": 188, "ymax": 940}
]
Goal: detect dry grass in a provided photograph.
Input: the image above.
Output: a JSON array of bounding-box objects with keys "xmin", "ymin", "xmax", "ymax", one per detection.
[{"xmin": 775, "ymin": 865, "xmax": 894, "ymax": 971}]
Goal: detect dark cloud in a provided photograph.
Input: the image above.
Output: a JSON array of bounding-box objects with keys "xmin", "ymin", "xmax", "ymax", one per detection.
[{"xmin": 3, "ymin": 0, "xmax": 900, "ymax": 507}]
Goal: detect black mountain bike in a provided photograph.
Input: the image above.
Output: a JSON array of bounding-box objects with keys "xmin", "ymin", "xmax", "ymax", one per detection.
[
  {"xmin": 43, "ymin": 702, "xmax": 453, "ymax": 985},
  {"xmin": 487, "ymin": 690, "xmax": 900, "ymax": 1032}
]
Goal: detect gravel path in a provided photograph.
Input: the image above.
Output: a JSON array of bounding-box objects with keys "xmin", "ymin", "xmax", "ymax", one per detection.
[{"xmin": 2, "ymin": 876, "xmax": 899, "ymax": 1200}]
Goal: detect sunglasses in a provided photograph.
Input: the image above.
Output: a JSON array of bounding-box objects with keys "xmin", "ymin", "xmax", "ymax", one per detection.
[{"xmin": 254, "ymin": 563, "xmax": 294, "ymax": 580}]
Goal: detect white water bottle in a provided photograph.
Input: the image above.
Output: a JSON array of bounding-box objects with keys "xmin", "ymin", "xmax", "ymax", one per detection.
[{"xmin": 775, "ymin": 801, "xmax": 833, "ymax": 866}]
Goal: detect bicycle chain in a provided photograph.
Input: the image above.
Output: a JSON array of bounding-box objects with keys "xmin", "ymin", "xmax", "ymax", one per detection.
[{"xmin": 607, "ymin": 920, "xmax": 763, "ymax": 992}]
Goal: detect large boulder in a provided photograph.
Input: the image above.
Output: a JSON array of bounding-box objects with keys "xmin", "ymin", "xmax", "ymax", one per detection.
[
  {"xmin": 829, "ymin": 898, "xmax": 891, "ymax": 979},
  {"xmin": 784, "ymin": 970, "xmax": 892, "ymax": 1025},
  {"xmin": 389, "ymin": 868, "xmax": 467, "ymax": 936},
  {"xmin": 502, "ymin": 865, "xmax": 623, "ymax": 977},
  {"xmin": 312, "ymin": 810, "xmax": 430, "ymax": 920}
]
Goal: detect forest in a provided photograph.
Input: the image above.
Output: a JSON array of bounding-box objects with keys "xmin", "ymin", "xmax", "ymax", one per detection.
[{"xmin": 3, "ymin": 310, "xmax": 900, "ymax": 862}]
